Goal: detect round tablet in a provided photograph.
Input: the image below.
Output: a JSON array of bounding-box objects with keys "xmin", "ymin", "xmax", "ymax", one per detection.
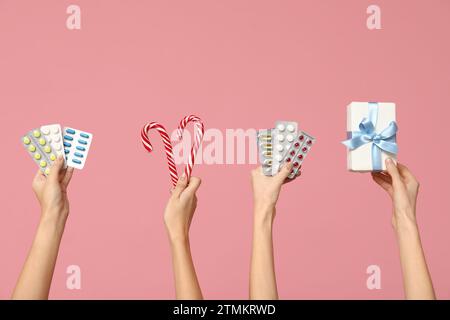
[
  {"xmin": 40, "ymin": 161, "xmax": 47, "ymax": 167},
  {"xmin": 53, "ymin": 136, "xmax": 60, "ymax": 142},
  {"xmin": 34, "ymin": 153, "xmax": 41, "ymax": 160},
  {"xmin": 287, "ymin": 124, "xmax": 295, "ymax": 132},
  {"xmin": 276, "ymin": 155, "xmax": 283, "ymax": 161},
  {"xmin": 52, "ymin": 127, "xmax": 60, "ymax": 134},
  {"xmin": 44, "ymin": 168, "xmax": 51, "ymax": 175},
  {"xmin": 54, "ymin": 144, "xmax": 62, "ymax": 151},
  {"xmin": 41, "ymin": 127, "xmax": 50, "ymax": 135},
  {"xmin": 277, "ymin": 134, "xmax": 284, "ymax": 142},
  {"xmin": 39, "ymin": 138, "xmax": 46, "ymax": 145},
  {"xmin": 50, "ymin": 154, "xmax": 56, "ymax": 161},
  {"xmin": 28, "ymin": 145, "xmax": 36, "ymax": 152},
  {"xmin": 33, "ymin": 130, "xmax": 41, "ymax": 138},
  {"xmin": 23, "ymin": 137, "xmax": 31, "ymax": 144},
  {"xmin": 276, "ymin": 145, "xmax": 284, "ymax": 152},
  {"xmin": 276, "ymin": 124, "xmax": 285, "ymax": 131},
  {"xmin": 287, "ymin": 134, "xmax": 294, "ymax": 142}
]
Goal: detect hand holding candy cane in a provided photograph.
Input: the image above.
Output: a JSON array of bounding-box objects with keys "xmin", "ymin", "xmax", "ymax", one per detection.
[{"xmin": 141, "ymin": 115, "xmax": 204, "ymax": 186}]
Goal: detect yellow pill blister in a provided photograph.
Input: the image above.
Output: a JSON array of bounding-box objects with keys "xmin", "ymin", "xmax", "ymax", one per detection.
[
  {"xmin": 260, "ymin": 135, "xmax": 272, "ymax": 141},
  {"xmin": 23, "ymin": 126, "xmax": 67, "ymax": 176}
]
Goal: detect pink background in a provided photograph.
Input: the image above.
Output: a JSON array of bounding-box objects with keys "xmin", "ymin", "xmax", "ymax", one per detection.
[{"xmin": 1, "ymin": 0, "xmax": 449, "ymax": 299}]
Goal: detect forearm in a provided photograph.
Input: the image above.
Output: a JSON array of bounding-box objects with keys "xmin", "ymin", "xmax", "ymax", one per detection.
[
  {"xmin": 395, "ymin": 214, "xmax": 435, "ymax": 300},
  {"xmin": 250, "ymin": 206, "xmax": 278, "ymax": 300},
  {"xmin": 12, "ymin": 212, "xmax": 66, "ymax": 299},
  {"xmin": 170, "ymin": 237, "xmax": 203, "ymax": 300}
]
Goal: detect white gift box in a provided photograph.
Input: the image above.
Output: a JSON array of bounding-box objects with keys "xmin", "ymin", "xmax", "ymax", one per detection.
[{"xmin": 345, "ymin": 102, "xmax": 397, "ymax": 171}]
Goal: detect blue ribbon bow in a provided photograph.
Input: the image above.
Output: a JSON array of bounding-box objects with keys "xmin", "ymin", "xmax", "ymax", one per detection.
[{"xmin": 342, "ymin": 102, "xmax": 398, "ymax": 171}]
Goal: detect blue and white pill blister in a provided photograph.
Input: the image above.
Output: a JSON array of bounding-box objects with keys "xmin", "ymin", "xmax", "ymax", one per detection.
[{"xmin": 63, "ymin": 127, "xmax": 93, "ymax": 169}]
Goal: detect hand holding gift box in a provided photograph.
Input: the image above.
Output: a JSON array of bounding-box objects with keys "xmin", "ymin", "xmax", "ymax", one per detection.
[{"xmin": 342, "ymin": 102, "xmax": 398, "ymax": 172}]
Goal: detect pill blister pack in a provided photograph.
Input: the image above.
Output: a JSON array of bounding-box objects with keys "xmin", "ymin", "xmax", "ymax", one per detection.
[
  {"xmin": 21, "ymin": 126, "xmax": 64, "ymax": 175},
  {"xmin": 63, "ymin": 127, "xmax": 93, "ymax": 169},
  {"xmin": 40, "ymin": 124, "xmax": 66, "ymax": 166},
  {"xmin": 257, "ymin": 129, "xmax": 273, "ymax": 176},
  {"xmin": 271, "ymin": 121, "xmax": 298, "ymax": 175},
  {"xmin": 280, "ymin": 131, "xmax": 316, "ymax": 179},
  {"xmin": 21, "ymin": 124, "xmax": 93, "ymax": 174},
  {"xmin": 257, "ymin": 120, "xmax": 315, "ymax": 178}
]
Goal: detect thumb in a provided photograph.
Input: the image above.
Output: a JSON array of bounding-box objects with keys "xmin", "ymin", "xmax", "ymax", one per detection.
[
  {"xmin": 385, "ymin": 158, "xmax": 402, "ymax": 187},
  {"xmin": 48, "ymin": 156, "xmax": 65, "ymax": 182},
  {"xmin": 184, "ymin": 176, "xmax": 202, "ymax": 194},
  {"xmin": 275, "ymin": 162, "xmax": 293, "ymax": 183},
  {"xmin": 171, "ymin": 173, "xmax": 188, "ymax": 197}
]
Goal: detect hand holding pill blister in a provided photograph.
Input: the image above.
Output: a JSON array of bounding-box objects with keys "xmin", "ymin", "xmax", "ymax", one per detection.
[
  {"xmin": 257, "ymin": 120, "xmax": 315, "ymax": 178},
  {"xmin": 21, "ymin": 124, "xmax": 93, "ymax": 174}
]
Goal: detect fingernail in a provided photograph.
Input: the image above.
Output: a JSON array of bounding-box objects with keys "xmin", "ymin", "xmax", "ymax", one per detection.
[
  {"xmin": 180, "ymin": 173, "xmax": 186, "ymax": 181},
  {"xmin": 386, "ymin": 158, "xmax": 393, "ymax": 165}
]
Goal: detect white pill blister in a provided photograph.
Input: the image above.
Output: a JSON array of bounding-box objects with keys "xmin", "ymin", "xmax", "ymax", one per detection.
[
  {"xmin": 63, "ymin": 127, "xmax": 93, "ymax": 169},
  {"xmin": 271, "ymin": 121, "xmax": 298, "ymax": 175},
  {"xmin": 40, "ymin": 124, "xmax": 66, "ymax": 167}
]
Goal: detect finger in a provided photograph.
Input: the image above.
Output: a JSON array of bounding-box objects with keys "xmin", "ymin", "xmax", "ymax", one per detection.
[
  {"xmin": 48, "ymin": 156, "xmax": 65, "ymax": 182},
  {"xmin": 372, "ymin": 172, "xmax": 392, "ymax": 184},
  {"xmin": 372, "ymin": 173, "xmax": 393, "ymax": 194},
  {"xmin": 385, "ymin": 158, "xmax": 402, "ymax": 187},
  {"xmin": 185, "ymin": 176, "xmax": 202, "ymax": 194},
  {"xmin": 275, "ymin": 162, "xmax": 293, "ymax": 183},
  {"xmin": 171, "ymin": 173, "xmax": 189, "ymax": 197},
  {"xmin": 62, "ymin": 166, "xmax": 75, "ymax": 187},
  {"xmin": 34, "ymin": 169, "xmax": 45, "ymax": 179},
  {"xmin": 396, "ymin": 162, "xmax": 417, "ymax": 182},
  {"xmin": 251, "ymin": 167, "xmax": 262, "ymax": 177},
  {"xmin": 33, "ymin": 169, "xmax": 46, "ymax": 184}
]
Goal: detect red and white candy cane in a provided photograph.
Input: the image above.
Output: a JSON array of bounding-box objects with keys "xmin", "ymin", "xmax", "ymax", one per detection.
[
  {"xmin": 141, "ymin": 122, "xmax": 178, "ymax": 186},
  {"xmin": 176, "ymin": 115, "xmax": 205, "ymax": 179}
]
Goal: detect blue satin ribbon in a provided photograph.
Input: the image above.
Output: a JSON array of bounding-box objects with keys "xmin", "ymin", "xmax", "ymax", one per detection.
[{"xmin": 342, "ymin": 102, "xmax": 398, "ymax": 171}]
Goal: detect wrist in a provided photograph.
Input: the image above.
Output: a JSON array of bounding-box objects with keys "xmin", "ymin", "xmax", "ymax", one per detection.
[
  {"xmin": 253, "ymin": 206, "xmax": 275, "ymax": 229},
  {"xmin": 168, "ymin": 232, "xmax": 190, "ymax": 247},
  {"xmin": 39, "ymin": 209, "xmax": 68, "ymax": 232},
  {"xmin": 393, "ymin": 209, "xmax": 419, "ymax": 236}
]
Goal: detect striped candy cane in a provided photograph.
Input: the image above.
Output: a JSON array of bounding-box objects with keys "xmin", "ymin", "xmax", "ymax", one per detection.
[
  {"xmin": 141, "ymin": 122, "xmax": 178, "ymax": 186},
  {"xmin": 176, "ymin": 115, "xmax": 205, "ymax": 179}
]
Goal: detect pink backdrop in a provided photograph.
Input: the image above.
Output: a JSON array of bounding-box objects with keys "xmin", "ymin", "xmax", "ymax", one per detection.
[{"xmin": 1, "ymin": 0, "xmax": 449, "ymax": 299}]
